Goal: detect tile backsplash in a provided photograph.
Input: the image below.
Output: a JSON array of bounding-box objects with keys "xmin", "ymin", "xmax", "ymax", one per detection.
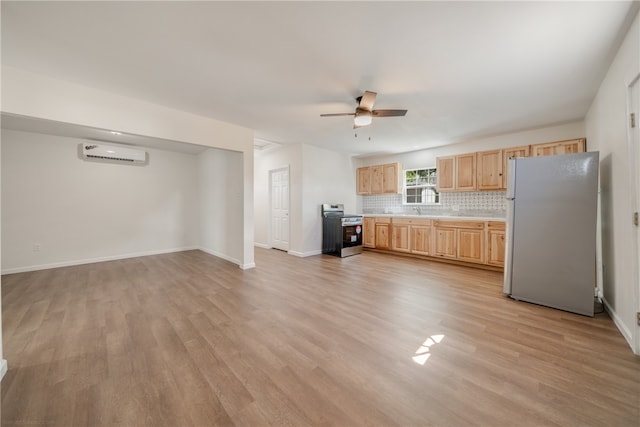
[{"xmin": 361, "ymin": 191, "xmax": 506, "ymax": 217}]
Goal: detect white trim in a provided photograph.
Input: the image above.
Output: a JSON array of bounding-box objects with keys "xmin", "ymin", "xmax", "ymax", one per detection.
[
  {"xmin": 1, "ymin": 246, "xmax": 199, "ymax": 275},
  {"xmin": 240, "ymin": 262, "xmax": 256, "ymax": 270},
  {"xmin": 2, "ymin": 246, "xmax": 255, "ymax": 275},
  {"xmin": 288, "ymin": 249, "xmax": 322, "ymax": 258},
  {"xmin": 603, "ymin": 296, "xmax": 635, "ymax": 352},
  {"xmin": 0, "ymin": 359, "xmax": 7, "ymax": 381},
  {"xmin": 198, "ymin": 247, "xmax": 242, "ymax": 267},
  {"xmin": 254, "ymin": 242, "xmax": 271, "ymax": 249}
]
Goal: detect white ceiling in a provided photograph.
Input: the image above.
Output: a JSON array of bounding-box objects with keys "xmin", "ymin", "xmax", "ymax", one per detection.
[{"xmin": 2, "ymin": 1, "xmax": 638, "ymax": 157}]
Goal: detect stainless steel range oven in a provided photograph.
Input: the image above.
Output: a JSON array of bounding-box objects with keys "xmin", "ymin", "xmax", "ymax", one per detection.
[{"xmin": 321, "ymin": 204, "xmax": 363, "ymax": 257}]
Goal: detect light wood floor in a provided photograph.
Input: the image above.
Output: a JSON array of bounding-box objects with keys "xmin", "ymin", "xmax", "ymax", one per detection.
[{"xmin": 2, "ymin": 248, "xmax": 639, "ymax": 426}]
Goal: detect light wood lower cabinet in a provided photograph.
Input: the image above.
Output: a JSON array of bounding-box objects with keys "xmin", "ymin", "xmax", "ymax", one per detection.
[
  {"xmin": 410, "ymin": 224, "xmax": 432, "ymax": 256},
  {"xmin": 486, "ymin": 221, "xmax": 506, "ymax": 267},
  {"xmin": 364, "ymin": 217, "xmax": 500, "ymax": 269},
  {"xmin": 363, "ymin": 217, "xmax": 375, "ymax": 248},
  {"xmin": 433, "ymin": 226, "xmax": 457, "ymax": 259},
  {"xmin": 374, "ymin": 217, "xmax": 391, "ymax": 250},
  {"xmin": 434, "ymin": 220, "xmax": 485, "ymax": 264},
  {"xmin": 391, "ymin": 223, "xmax": 410, "ymax": 253},
  {"xmin": 457, "ymin": 228, "xmax": 484, "ymax": 263}
]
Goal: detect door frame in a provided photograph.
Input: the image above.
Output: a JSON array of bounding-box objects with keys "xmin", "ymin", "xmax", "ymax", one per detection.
[
  {"xmin": 269, "ymin": 165, "xmax": 290, "ymax": 251},
  {"xmin": 627, "ymin": 72, "xmax": 640, "ymax": 355}
]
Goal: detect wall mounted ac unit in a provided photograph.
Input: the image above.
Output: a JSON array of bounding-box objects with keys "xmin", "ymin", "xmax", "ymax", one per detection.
[{"xmin": 81, "ymin": 142, "xmax": 147, "ymax": 164}]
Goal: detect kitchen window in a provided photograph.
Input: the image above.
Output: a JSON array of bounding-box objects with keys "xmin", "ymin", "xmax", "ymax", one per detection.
[{"xmin": 403, "ymin": 167, "xmax": 439, "ymax": 204}]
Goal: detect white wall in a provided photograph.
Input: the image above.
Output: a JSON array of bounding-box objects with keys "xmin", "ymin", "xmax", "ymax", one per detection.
[
  {"xmin": 254, "ymin": 144, "xmax": 302, "ymax": 251},
  {"xmin": 300, "ymin": 144, "xmax": 357, "ymax": 255},
  {"xmin": 585, "ymin": 9, "xmax": 639, "ymax": 353},
  {"xmin": 1, "ymin": 129, "xmax": 199, "ymax": 273},
  {"xmin": 198, "ymin": 148, "xmax": 251, "ymax": 268},
  {"xmin": 1, "ymin": 66, "xmax": 255, "ymax": 269},
  {"xmin": 254, "ymin": 143, "xmax": 356, "ymax": 257}
]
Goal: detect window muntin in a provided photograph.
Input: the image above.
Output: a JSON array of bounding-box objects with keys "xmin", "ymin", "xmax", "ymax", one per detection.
[{"xmin": 403, "ymin": 168, "xmax": 439, "ymax": 205}]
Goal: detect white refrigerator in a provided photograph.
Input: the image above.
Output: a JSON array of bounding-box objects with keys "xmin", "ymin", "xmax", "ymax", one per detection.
[{"xmin": 503, "ymin": 151, "xmax": 599, "ymax": 316}]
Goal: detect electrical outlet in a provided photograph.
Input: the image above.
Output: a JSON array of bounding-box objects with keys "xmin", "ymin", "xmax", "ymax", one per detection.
[{"xmin": 33, "ymin": 242, "xmax": 41, "ymax": 252}]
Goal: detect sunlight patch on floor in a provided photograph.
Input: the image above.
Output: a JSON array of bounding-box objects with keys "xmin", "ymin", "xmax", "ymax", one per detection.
[{"xmin": 412, "ymin": 334, "xmax": 445, "ymax": 365}]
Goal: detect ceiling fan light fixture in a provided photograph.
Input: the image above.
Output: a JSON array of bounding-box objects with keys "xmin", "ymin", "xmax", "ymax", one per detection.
[{"xmin": 354, "ymin": 111, "xmax": 372, "ymax": 126}]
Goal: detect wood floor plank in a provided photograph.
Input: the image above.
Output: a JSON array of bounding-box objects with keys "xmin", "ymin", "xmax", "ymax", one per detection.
[{"xmin": 2, "ymin": 248, "xmax": 639, "ymax": 426}]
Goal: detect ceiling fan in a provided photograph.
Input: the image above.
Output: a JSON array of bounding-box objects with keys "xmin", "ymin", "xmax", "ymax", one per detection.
[{"xmin": 320, "ymin": 91, "xmax": 407, "ymax": 128}]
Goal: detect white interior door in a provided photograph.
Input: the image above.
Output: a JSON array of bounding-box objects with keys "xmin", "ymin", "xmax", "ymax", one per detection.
[{"xmin": 270, "ymin": 167, "xmax": 290, "ymax": 251}]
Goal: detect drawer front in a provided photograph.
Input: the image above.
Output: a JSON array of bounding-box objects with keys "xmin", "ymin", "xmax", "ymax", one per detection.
[
  {"xmin": 392, "ymin": 218, "xmax": 432, "ymax": 226},
  {"xmin": 374, "ymin": 217, "xmax": 392, "ymax": 224},
  {"xmin": 433, "ymin": 220, "xmax": 484, "ymax": 229},
  {"xmin": 486, "ymin": 221, "xmax": 506, "ymax": 231}
]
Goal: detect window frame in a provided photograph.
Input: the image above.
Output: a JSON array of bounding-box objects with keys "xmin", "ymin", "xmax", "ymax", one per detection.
[{"xmin": 402, "ymin": 167, "xmax": 440, "ymax": 205}]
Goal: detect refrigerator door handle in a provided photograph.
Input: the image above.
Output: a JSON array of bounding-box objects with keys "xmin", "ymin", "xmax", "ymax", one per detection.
[{"xmin": 503, "ymin": 157, "xmax": 516, "ymax": 295}]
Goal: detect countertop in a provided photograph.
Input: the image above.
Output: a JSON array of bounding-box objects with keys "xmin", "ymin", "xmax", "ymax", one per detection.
[{"xmin": 361, "ymin": 213, "xmax": 506, "ymax": 222}]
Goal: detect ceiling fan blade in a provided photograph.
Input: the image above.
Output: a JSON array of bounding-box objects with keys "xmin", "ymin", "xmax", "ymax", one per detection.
[
  {"xmin": 320, "ymin": 113, "xmax": 356, "ymax": 117},
  {"xmin": 358, "ymin": 91, "xmax": 377, "ymax": 111},
  {"xmin": 372, "ymin": 109, "xmax": 408, "ymax": 117}
]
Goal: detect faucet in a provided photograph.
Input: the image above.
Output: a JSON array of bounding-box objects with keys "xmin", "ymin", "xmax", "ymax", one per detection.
[{"xmin": 413, "ymin": 206, "xmax": 423, "ymax": 215}]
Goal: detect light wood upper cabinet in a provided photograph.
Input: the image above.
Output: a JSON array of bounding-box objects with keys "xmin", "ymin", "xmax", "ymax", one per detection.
[
  {"xmin": 363, "ymin": 217, "xmax": 375, "ymax": 248},
  {"xmin": 371, "ymin": 165, "xmax": 384, "ymax": 194},
  {"xmin": 436, "ymin": 156, "xmax": 455, "ymax": 192},
  {"xmin": 391, "ymin": 223, "xmax": 410, "ymax": 253},
  {"xmin": 502, "ymin": 145, "xmax": 530, "ymax": 188},
  {"xmin": 436, "ymin": 154, "xmax": 476, "ymax": 192},
  {"xmin": 486, "ymin": 221, "xmax": 505, "ymax": 267},
  {"xmin": 477, "ymin": 149, "xmax": 503, "ymax": 191},
  {"xmin": 382, "ymin": 163, "xmax": 401, "ymax": 194},
  {"xmin": 455, "ymin": 153, "xmax": 477, "ymax": 191},
  {"xmin": 356, "ymin": 167, "xmax": 371, "ymax": 195},
  {"xmin": 531, "ymin": 138, "xmax": 586, "ymax": 157},
  {"xmin": 358, "ymin": 163, "xmax": 401, "ymax": 195}
]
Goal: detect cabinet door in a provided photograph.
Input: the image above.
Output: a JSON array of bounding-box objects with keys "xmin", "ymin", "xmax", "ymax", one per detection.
[
  {"xmin": 486, "ymin": 229, "xmax": 505, "ymax": 267},
  {"xmin": 531, "ymin": 139, "xmax": 585, "ymax": 157},
  {"xmin": 557, "ymin": 138, "xmax": 586, "ymax": 154},
  {"xmin": 391, "ymin": 224, "xmax": 410, "ymax": 252},
  {"xmin": 371, "ymin": 165, "xmax": 384, "ymax": 194},
  {"xmin": 503, "ymin": 145, "xmax": 530, "ymax": 188},
  {"xmin": 356, "ymin": 167, "xmax": 371, "ymax": 194},
  {"xmin": 477, "ymin": 149, "xmax": 503, "ymax": 191},
  {"xmin": 433, "ymin": 227, "xmax": 457, "ymax": 258},
  {"xmin": 457, "ymin": 228, "xmax": 484, "ymax": 264},
  {"xmin": 436, "ymin": 156, "xmax": 455, "ymax": 192},
  {"xmin": 382, "ymin": 163, "xmax": 400, "ymax": 194},
  {"xmin": 375, "ymin": 224, "xmax": 390, "ymax": 249},
  {"xmin": 363, "ymin": 217, "xmax": 375, "ymax": 248},
  {"xmin": 411, "ymin": 225, "xmax": 431, "ymax": 256},
  {"xmin": 455, "ymin": 153, "xmax": 477, "ymax": 191}
]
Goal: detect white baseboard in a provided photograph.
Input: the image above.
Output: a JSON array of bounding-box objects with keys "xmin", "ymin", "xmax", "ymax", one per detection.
[
  {"xmin": 254, "ymin": 242, "xmax": 271, "ymax": 249},
  {"xmin": 0, "ymin": 359, "xmax": 7, "ymax": 381},
  {"xmin": 240, "ymin": 262, "xmax": 256, "ymax": 270},
  {"xmin": 1, "ymin": 246, "xmax": 199, "ymax": 275},
  {"xmin": 198, "ymin": 247, "xmax": 243, "ymax": 267},
  {"xmin": 602, "ymin": 296, "xmax": 635, "ymax": 353},
  {"xmin": 288, "ymin": 249, "xmax": 322, "ymax": 258}
]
